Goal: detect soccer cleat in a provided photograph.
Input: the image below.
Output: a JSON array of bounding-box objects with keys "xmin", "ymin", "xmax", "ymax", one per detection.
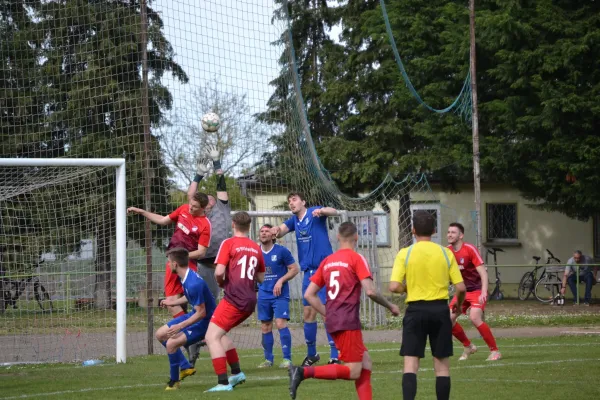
[
  {"xmin": 486, "ymin": 350, "xmax": 502, "ymax": 361},
  {"xmin": 165, "ymin": 379, "xmax": 180, "ymax": 391},
  {"xmin": 279, "ymin": 358, "xmax": 293, "ymax": 369},
  {"xmin": 459, "ymin": 344, "xmax": 477, "ymax": 361},
  {"xmin": 228, "ymin": 372, "xmax": 246, "ymax": 387},
  {"xmin": 179, "ymin": 367, "xmax": 196, "ymax": 381},
  {"xmin": 257, "ymin": 359, "xmax": 274, "ymax": 368},
  {"xmin": 289, "ymin": 366, "xmax": 305, "ymax": 399},
  {"xmin": 300, "ymin": 353, "xmax": 320, "ymax": 367},
  {"xmin": 327, "ymin": 358, "xmax": 341, "ymax": 365},
  {"xmin": 204, "ymin": 383, "xmax": 233, "ymax": 392}
]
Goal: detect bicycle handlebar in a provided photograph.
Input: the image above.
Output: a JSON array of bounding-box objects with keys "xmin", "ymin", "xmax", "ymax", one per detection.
[{"xmin": 546, "ymin": 249, "xmax": 561, "ymax": 263}]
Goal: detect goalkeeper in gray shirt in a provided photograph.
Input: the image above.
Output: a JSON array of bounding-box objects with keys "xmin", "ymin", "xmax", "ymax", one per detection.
[{"xmin": 186, "ymin": 145, "xmax": 232, "ymax": 365}]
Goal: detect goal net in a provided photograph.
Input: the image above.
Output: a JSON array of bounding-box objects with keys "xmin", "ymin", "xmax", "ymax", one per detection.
[
  {"xmin": 0, "ymin": 0, "xmax": 471, "ymax": 363},
  {"xmin": 0, "ymin": 159, "xmax": 127, "ymax": 364}
]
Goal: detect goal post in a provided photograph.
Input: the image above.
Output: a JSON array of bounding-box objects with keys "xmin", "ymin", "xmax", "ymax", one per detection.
[{"xmin": 0, "ymin": 158, "xmax": 127, "ymax": 363}]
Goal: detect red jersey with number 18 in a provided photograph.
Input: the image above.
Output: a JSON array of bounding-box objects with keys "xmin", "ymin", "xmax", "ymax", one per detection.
[
  {"xmin": 215, "ymin": 236, "xmax": 266, "ymax": 313},
  {"xmin": 311, "ymin": 248, "xmax": 372, "ymax": 334}
]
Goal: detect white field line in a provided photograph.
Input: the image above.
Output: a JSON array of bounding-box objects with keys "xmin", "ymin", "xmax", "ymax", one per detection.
[{"xmin": 1, "ymin": 358, "xmax": 597, "ymax": 399}]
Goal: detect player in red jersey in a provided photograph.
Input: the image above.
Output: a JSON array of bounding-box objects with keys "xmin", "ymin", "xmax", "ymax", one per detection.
[
  {"xmin": 288, "ymin": 222, "xmax": 400, "ymax": 400},
  {"xmin": 204, "ymin": 211, "xmax": 266, "ymax": 393},
  {"xmin": 447, "ymin": 222, "xmax": 501, "ymax": 361},
  {"xmin": 127, "ymin": 192, "xmax": 212, "ymax": 317}
]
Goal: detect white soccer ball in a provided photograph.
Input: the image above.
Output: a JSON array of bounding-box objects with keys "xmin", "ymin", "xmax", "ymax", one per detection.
[{"xmin": 201, "ymin": 112, "xmax": 220, "ymax": 132}]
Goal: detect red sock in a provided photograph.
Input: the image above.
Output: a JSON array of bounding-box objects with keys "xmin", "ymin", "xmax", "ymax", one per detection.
[
  {"xmin": 355, "ymin": 369, "xmax": 372, "ymax": 400},
  {"xmin": 211, "ymin": 357, "xmax": 227, "ymax": 375},
  {"xmin": 452, "ymin": 323, "xmax": 471, "ymax": 347},
  {"xmin": 225, "ymin": 348, "xmax": 239, "ymax": 365},
  {"xmin": 304, "ymin": 364, "xmax": 351, "ymax": 380},
  {"xmin": 173, "ymin": 311, "xmax": 185, "ymax": 318},
  {"xmin": 476, "ymin": 322, "xmax": 498, "ymax": 351}
]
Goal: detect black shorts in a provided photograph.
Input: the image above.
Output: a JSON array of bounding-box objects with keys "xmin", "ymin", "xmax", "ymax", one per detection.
[{"xmin": 400, "ymin": 300, "xmax": 453, "ymax": 359}]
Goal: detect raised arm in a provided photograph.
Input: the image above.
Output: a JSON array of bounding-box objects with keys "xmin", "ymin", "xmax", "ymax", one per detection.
[
  {"xmin": 312, "ymin": 207, "xmax": 337, "ymax": 217},
  {"xmin": 127, "ymin": 207, "xmax": 173, "ymax": 226},
  {"xmin": 187, "ymin": 158, "xmax": 211, "ymax": 201},
  {"xmin": 271, "ymin": 223, "xmax": 290, "ymax": 239}
]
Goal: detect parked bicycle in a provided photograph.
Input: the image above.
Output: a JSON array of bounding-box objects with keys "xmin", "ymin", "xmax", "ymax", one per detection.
[
  {"xmin": 518, "ymin": 249, "xmax": 563, "ymax": 303},
  {"xmin": 486, "ymin": 247, "xmax": 504, "ymax": 301},
  {"xmin": 1, "ymin": 260, "xmax": 53, "ymax": 312}
]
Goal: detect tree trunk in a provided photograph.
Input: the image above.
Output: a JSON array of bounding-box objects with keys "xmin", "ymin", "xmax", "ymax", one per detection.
[
  {"xmin": 94, "ymin": 212, "xmax": 112, "ymax": 310},
  {"xmin": 398, "ymin": 190, "xmax": 412, "ymax": 249}
]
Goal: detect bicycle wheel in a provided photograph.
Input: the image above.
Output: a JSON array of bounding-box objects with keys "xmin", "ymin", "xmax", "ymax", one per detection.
[
  {"xmin": 534, "ymin": 273, "xmax": 562, "ymax": 303},
  {"xmin": 518, "ymin": 272, "xmax": 534, "ymax": 301}
]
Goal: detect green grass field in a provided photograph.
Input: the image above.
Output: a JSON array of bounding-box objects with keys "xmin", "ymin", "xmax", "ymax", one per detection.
[{"xmin": 1, "ymin": 335, "xmax": 599, "ymax": 400}]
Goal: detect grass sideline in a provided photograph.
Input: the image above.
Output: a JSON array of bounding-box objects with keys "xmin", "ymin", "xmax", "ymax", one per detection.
[{"xmin": 1, "ymin": 335, "xmax": 600, "ymax": 400}]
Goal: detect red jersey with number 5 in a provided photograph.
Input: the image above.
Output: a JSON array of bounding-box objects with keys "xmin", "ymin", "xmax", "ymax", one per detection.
[
  {"xmin": 447, "ymin": 243, "xmax": 484, "ymax": 292},
  {"xmin": 216, "ymin": 236, "xmax": 266, "ymax": 312},
  {"xmin": 311, "ymin": 248, "xmax": 372, "ymax": 333}
]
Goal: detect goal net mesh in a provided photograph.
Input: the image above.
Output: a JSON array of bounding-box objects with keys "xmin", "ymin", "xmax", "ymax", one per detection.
[{"xmin": 0, "ymin": 0, "xmax": 470, "ymax": 363}]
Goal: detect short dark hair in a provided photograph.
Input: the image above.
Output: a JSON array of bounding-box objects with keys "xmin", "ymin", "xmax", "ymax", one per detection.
[
  {"xmin": 166, "ymin": 247, "xmax": 189, "ymax": 267},
  {"xmin": 574, "ymin": 250, "xmax": 583, "ymax": 256},
  {"xmin": 232, "ymin": 211, "xmax": 252, "ymax": 232},
  {"xmin": 192, "ymin": 192, "xmax": 209, "ymax": 208},
  {"xmin": 260, "ymin": 223, "xmax": 276, "ymax": 243},
  {"xmin": 413, "ymin": 211, "xmax": 436, "ymax": 236},
  {"xmin": 287, "ymin": 192, "xmax": 306, "ymax": 202},
  {"xmin": 338, "ymin": 221, "xmax": 357, "ymax": 238},
  {"xmin": 449, "ymin": 222, "xmax": 465, "ymax": 234}
]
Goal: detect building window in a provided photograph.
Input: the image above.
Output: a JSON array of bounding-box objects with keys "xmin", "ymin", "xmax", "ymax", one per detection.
[
  {"xmin": 486, "ymin": 203, "xmax": 518, "ymax": 241},
  {"xmin": 594, "ymin": 214, "xmax": 600, "ymax": 259}
]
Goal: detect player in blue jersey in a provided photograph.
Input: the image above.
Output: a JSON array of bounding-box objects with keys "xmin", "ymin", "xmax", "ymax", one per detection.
[
  {"xmin": 271, "ymin": 192, "xmax": 340, "ymax": 366},
  {"xmin": 156, "ymin": 247, "xmax": 217, "ymax": 391},
  {"xmin": 256, "ymin": 224, "xmax": 299, "ymax": 369}
]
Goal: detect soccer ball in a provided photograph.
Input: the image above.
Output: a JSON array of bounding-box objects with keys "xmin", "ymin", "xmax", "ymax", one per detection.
[{"xmin": 201, "ymin": 112, "xmax": 220, "ymax": 132}]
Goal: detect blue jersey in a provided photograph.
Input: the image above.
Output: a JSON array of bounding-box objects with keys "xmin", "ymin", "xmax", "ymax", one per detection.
[
  {"xmin": 284, "ymin": 206, "xmax": 333, "ymax": 271},
  {"xmin": 182, "ymin": 269, "xmax": 216, "ymax": 323},
  {"xmin": 258, "ymin": 244, "xmax": 296, "ymax": 300}
]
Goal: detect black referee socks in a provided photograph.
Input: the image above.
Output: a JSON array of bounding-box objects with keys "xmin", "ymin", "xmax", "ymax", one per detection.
[
  {"xmin": 402, "ymin": 373, "xmax": 417, "ymax": 400},
  {"xmin": 436, "ymin": 376, "xmax": 451, "ymax": 400}
]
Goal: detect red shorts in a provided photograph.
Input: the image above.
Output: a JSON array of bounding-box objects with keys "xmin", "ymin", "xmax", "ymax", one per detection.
[
  {"xmin": 210, "ymin": 299, "xmax": 253, "ymax": 333},
  {"xmin": 449, "ymin": 290, "xmax": 486, "ymax": 314},
  {"xmin": 330, "ymin": 330, "xmax": 368, "ymax": 363},
  {"xmin": 164, "ymin": 260, "xmax": 198, "ymax": 297}
]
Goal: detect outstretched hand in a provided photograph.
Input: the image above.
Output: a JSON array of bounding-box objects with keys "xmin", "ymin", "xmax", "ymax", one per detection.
[
  {"xmin": 196, "ymin": 157, "xmax": 211, "ymax": 175},
  {"xmin": 205, "ymin": 145, "xmax": 220, "ymax": 161},
  {"xmin": 127, "ymin": 207, "xmax": 144, "ymax": 215}
]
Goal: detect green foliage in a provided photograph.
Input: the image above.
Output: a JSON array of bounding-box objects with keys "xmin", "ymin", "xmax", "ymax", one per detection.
[
  {"xmin": 0, "ymin": 1, "xmax": 187, "ymax": 280},
  {"xmin": 261, "ymin": 0, "xmax": 600, "ymax": 219}
]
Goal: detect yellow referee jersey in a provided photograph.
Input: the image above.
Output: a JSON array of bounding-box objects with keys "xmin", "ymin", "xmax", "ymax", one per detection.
[{"xmin": 390, "ymin": 241, "xmax": 463, "ymax": 302}]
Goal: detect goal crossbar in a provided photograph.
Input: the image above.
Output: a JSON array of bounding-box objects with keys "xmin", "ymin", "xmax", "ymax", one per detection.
[{"xmin": 0, "ymin": 158, "xmax": 127, "ymax": 363}]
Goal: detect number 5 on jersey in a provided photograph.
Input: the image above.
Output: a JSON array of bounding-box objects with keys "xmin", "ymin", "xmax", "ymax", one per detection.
[
  {"xmin": 238, "ymin": 255, "xmax": 258, "ymax": 280},
  {"xmin": 328, "ymin": 271, "xmax": 340, "ymax": 300}
]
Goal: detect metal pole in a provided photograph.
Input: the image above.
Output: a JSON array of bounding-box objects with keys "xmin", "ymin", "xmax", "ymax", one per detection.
[
  {"xmin": 469, "ymin": 0, "xmax": 483, "ymax": 254},
  {"xmin": 140, "ymin": 0, "xmax": 154, "ymax": 356},
  {"xmin": 115, "ymin": 163, "xmax": 127, "ymax": 363}
]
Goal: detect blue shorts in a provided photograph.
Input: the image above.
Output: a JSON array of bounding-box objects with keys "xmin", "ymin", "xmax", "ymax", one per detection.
[
  {"xmin": 167, "ymin": 312, "xmax": 210, "ymax": 345},
  {"xmin": 302, "ymin": 270, "xmax": 327, "ymax": 307},
  {"xmin": 257, "ymin": 297, "xmax": 290, "ymax": 321}
]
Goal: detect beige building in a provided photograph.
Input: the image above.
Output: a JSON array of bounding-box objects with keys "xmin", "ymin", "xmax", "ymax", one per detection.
[{"xmin": 238, "ymin": 178, "xmax": 599, "ymax": 298}]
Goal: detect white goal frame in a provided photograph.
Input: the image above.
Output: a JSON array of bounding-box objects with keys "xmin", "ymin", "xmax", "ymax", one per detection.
[{"xmin": 0, "ymin": 158, "xmax": 127, "ymax": 363}]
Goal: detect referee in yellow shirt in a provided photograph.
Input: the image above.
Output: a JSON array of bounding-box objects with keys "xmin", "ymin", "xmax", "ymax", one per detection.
[{"xmin": 389, "ymin": 211, "xmax": 466, "ymax": 400}]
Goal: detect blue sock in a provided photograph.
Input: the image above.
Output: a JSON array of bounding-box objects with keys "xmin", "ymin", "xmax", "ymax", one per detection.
[
  {"xmin": 304, "ymin": 321, "xmax": 317, "ymax": 357},
  {"xmin": 262, "ymin": 331, "xmax": 275, "ymax": 362},
  {"xmin": 175, "ymin": 348, "xmax": 192, "ymax": 370},
  {"xmin": 326, "ymin": 331, "xmax": 338, "ymax": 359},
  {"xmin": 279, "ymin": 327, "xmax": 292, "ymax": 360},
  {"xmin": 167, "ymin": 352, "xmax": 180, "ymax": 382}
]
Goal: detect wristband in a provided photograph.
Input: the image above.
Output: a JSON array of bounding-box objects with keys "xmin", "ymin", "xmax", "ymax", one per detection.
[
  {"xmin": 212, "ymin": 159, "xmax": 222, "ymax": 170},
  {"xmin": 193, "ymin": 174, "xmax": 204, "ymax": 183},
  {"xmin": 216, "ymin": 174, "xmax": 227, "ymax": 191}
]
